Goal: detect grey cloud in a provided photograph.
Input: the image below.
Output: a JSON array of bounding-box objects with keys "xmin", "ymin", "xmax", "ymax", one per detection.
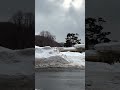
[{"xmin": 35, "ymin": 0, "xmax": 85, "ymax": 43}]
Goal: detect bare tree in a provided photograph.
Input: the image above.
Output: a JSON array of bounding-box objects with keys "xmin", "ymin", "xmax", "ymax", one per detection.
[
  {"xmin": 9, "ymin": 11, "xmax": 23, "ymax": 25},
  {"xmin": 40, "ymin": 31, "xmax": 56, "ymax": 41},
  {"xmin": 24, "ymin": 12, "xmax": 34, "ymax": 27},
  {"xmin": 35, "ymin": 31, "xmax": 60, "ymax": 47},
  {"xmin": 6, "ymin": 11, "xmax": 35, "ymax": 49},
  {"xmin": 9, "ymin": 11, "xmax": 34, "ymax": 28}
]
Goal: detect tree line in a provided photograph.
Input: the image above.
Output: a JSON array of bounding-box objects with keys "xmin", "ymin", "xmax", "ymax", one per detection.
[
  {"xmin": 0, "ymin": 11, "xmax": 34, "ymax": 49},
  {"xmin": 0, "ymin": 12, "xmax": 111, "ymax": 50},
  {"xmin": 36, "ymin": 17, "xmax": 111, "ymax": 48},
  {"xmin": 35, "ymin": 31, "xmax": 81, "ymax": 47},
  {"xmin": 35, "ymin": 31, "xmax": 61, "ymax": 47}
]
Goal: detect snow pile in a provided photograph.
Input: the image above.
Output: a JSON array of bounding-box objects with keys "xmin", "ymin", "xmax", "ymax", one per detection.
[
  {"xmin": 60, "ymin": 52, "xmax": 85, "ymax": 66},
  {"xmin": 86, "ymin": 50, "xmax": 98, "ymax": 57},
  {"xmin": 86, "ymin": 42, "xmax": 120, "ymax": 89},
  {"xmin": 94, "ymin": 42, "xmax": 120, "ymax": 53},
  {"xmin": 86, "ymin": 42, "xmax": 120, "ymax": 61},
  {"xmin": 35, "ymin": 46, "xmax": 59, "ymax": 59},
  {"xmin": 61, "ymin": 47, "xmax": 76, "ymax": 51},
  {"xmin": 60, "ymin": 44, "xmax": 85, "ymax": 52},
  {"xmin": 35, "ymin": 46, "xmax": 85, "ymax": 68},
  {"xmin": 74, "ymin": 44, "xmax": 85, "ymax": 49},
  {"xmin": 0, "ymin": 47, "xmax": 34, "ymax": 75},
  {"xmin": 86, "ymin": 50, "xmax": 99, "ymax": 61}
]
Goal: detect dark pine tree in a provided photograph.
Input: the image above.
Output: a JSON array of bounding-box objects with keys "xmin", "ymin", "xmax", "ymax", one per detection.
[
  {"xmin": 64, "ymin": 33, "xmax": 81, "ymax": 47},
  {"xmin": 86, "ymin": 17, "xmax": 111, "ymax": 49}
]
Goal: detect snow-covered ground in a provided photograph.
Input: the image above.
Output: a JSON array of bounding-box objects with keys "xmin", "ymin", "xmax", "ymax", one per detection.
[
  {"xmin": 86, "ymin": 61, "xmax": 120, "ymax": 90},
  {"xmin": 35, "ymin": 45, "xmax": 85, "ymax": 68},
  {"xmin": 0, "ymin": 46, "xmax": 34, "ymax": 87},
  {"xmin": 74, "ymin": 44, "xmax": 85, "ymax": 49},
  {"xmin": 0, "ymin": 47, "xmax": 34, "ymax": 75},
  {"xmin": 86, "ymin": 61, "xmax": 120, "ymax": 72},
  {"xmin": 86, "ymin": 42, "xmax": 120, "ymax": 90},
  {"xmin": 94, "ymin": 42, "xmax": 120, "ymax": 53}
]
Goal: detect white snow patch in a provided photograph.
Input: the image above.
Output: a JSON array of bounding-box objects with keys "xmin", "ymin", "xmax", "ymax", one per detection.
[
  {"xmin": 74, "ymin": 44, "xmax": 85, "ymax": 49},
  {"xmin": 35, "ymin": 46, "xmax": 85, "ymax": 67},
  {"xmin": 35, "ymin": 46, "xmax": 59, "ymax": 59},
  {"xmin": 0, "ymin": 47, "xmax": 34, "ymax": 75},
  {"xmin": 60, "ymin": 52, "xmax": 85, "ymax": 66},
  {"xmin": 94, "ymin": 42, "xmax": 120, "ymax": 53},
  {"xmin": 62, "ymin": 47, "xmax": 76, "ymax": 51}
]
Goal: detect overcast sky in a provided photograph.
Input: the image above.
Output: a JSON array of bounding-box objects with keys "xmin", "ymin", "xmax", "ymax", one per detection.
[
  {"xmin": 0, "ymin": 0, "xmax": 34, "ymax": 22},
  {"xmin": 35, "ymin": 0, "xmax": 85, "ymax": 43},
  {"xmin": 86, "ymin": 0, "xmax": 120, "ymax": 41}
]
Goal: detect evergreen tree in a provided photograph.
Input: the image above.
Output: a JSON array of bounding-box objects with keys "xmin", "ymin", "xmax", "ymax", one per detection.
[
  {"xmin": 86, "ymin": 17, "xmax": 111, "ymax": 49},
  {"xmin": 64, "ymin": 33, "xmax": 81, "ymax": 47}
]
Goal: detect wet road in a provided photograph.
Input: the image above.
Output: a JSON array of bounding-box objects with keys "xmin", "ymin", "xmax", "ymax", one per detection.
[{"xmin": 35, "ymin": 70, "xmax": 85, "ymax": 90}]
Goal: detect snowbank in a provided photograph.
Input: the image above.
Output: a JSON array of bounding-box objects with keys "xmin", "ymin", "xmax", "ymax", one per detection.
[
  {"xmin": 0, "ymin": 47, "xmax": 34, "ymax": 75},
  {"xmin": 35, "ymin": 46, "xmax": 59, "ymax": 59},
  {"xmin": 61, "ymin": 47, "xmax": 77, "ymax": 52},
  {"xmin": 59, "ymin": 44, "xmax": 85, "ymax": 52},
  {"xmin": 86, "ymin": 50, "xmax": 98, "ymax": 56},
  {"xmin": 74, "ymin": 44, "xmax": 85, "ymax": 49},
  {"xmin": 0, "ymin": 46, "xmax": 34, "ymax": 87},
  {"xmin": 60, "ymin": 52, "xmax": 85, "ymax": 66},
  {"xmin": 35, "ymin": 46, "xmax": 85, "ymax": 68},
  {"xmin": 94, "ymin": 42, "xmax": 120, "ymax": 53},
  {"xmin": 86, "ymin": 50, "xmax": 99, "ymax": 61}
]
